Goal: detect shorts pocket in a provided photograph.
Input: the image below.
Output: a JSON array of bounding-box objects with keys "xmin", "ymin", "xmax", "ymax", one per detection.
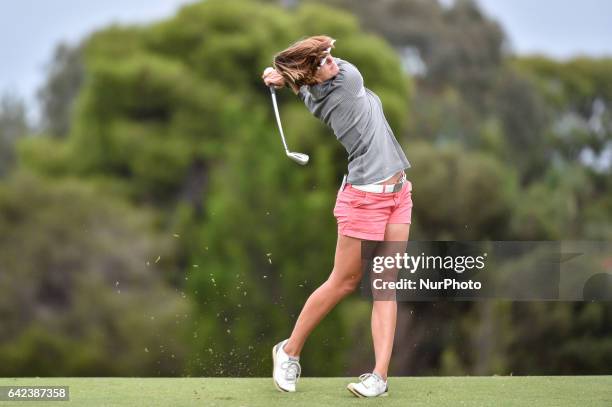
[{"xmin": 349, "ymin": 193, "xmax": 369, "ymax": 208}]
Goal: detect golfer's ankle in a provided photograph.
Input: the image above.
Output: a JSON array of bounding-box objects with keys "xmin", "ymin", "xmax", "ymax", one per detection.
[
  {"xmin": 283, "ymin": 340, "xmax": 300, "ymax": 358},
  {"xmin": 373, "ymin": 369, "xmax": 387, "ymax": 381}
]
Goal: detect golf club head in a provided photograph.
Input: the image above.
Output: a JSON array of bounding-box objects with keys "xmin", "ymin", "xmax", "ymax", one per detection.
[{"xmin": 287, "ymin": 152, "xmax": 309, "ymax": 165}]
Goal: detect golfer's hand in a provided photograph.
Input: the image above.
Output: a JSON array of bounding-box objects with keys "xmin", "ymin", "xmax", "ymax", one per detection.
[{"xmin": 262, "ymin": 67, "xmax": 285, "ymax": 88}]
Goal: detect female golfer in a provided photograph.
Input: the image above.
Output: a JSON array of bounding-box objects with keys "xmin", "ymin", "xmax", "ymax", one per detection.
[{"xmin": 262, "ymin": 35, "xmax": 412, "ymax": 398}]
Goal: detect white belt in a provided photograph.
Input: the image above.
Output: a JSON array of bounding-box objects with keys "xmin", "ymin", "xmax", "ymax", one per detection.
[{"xmin": 344, "ymin": 172, "xmax": 407, "ymax": 194}]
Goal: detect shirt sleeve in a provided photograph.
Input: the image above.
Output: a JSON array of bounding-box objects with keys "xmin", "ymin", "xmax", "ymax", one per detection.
[{"xmin": 332, "ymin": 57, "xmax": 364, "ymax": 96}]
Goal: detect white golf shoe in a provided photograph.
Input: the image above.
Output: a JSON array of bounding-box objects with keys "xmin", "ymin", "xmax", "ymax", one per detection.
[
  {"xmin": 272, "ymin": 339, "xmax": 301, "ymax": 392},
  {"xmin": 347, "ymin": 372, "xmax": 389, "ymax": 398}
]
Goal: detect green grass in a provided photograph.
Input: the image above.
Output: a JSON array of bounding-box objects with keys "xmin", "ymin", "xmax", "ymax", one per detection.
[{"xmin": 0, "ymin": 377, "xmax": 611, "ymax": 406}]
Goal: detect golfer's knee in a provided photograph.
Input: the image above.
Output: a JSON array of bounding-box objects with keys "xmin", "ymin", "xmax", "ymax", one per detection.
[{"xmin": 330, "ymin": 272, "xmax": 361, "ymax": 295}]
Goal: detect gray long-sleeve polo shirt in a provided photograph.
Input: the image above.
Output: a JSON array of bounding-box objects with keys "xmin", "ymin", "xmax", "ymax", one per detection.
[{"xmin": 298, "ymin": 57, "xmax": 411, "ymax": 185}]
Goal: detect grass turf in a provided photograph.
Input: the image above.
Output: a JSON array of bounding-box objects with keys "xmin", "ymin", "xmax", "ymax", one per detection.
[{"xmin": 0, "ymin": 376, "xmax": 610, "ymax": 406}]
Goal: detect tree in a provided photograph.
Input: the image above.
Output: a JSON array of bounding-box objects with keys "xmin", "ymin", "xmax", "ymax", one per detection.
[
  {"xmin": 37, "ymin": 42, "xmax": 85, "ymax": 138},
  {"xmin": 0, "ymin": 172, "xmax": 189, "ymax": 376},
  {"xmin": 0, "ymin": 92, "xmax": 29, "ymax": 177}
]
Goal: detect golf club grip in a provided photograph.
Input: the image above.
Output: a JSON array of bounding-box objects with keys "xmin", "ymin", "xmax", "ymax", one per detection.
[{"xmin": 269, "ymin": 87, "xmax": 289, "ymax": 152}]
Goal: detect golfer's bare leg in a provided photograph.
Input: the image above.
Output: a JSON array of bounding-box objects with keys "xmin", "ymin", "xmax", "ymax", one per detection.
[
  {"xmin": 372, "ymin": 223, "xmax": 410, "ymax": 380},
  {"xmin": 283, "ymin": 233, "xmax": 363, "ymax": 357}
]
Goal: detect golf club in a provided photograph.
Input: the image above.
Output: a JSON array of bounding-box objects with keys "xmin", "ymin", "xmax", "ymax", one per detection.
[{"xmin": 269, "ymin": 86, "xmax": 309, "ymax": 165}]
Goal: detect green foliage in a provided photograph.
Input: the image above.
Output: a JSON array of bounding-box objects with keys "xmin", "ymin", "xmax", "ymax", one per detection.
[
  {"xmin": 407, "ymin": 141, "xmax": 517, "ymax": 240},
  {"xmin": 0, "ymin": 93, "xmax": 29, "ymax": 177},
  {"xmin": 17, "ymin": 135, "xmax": 73, "ymax": 176},
  {"xmin": 512, "ymin": 56, "xmax": 612, "ymax": 180},
  {"xmin": 505, "ymin": 303, "xmax": 612, "ymax": 374},
  {"xmin": 37, "ymin": 43, "xmax": 84, "ymax": 137},
  {"xmin": 513, "ymin": 56, "xmax": 612, "ymax": 111},
  {"xmin": 0, "ymin": 172, "xmax": 189, "ymax": 376},
  {"xmin": 314, "ymin": 0, "xmax": 505, "ymax": 99}
]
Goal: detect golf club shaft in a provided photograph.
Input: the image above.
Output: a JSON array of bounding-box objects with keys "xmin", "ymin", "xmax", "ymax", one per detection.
[{"xmin": 269, "ymin": 87, "xmax": 289, "ymax": 153}]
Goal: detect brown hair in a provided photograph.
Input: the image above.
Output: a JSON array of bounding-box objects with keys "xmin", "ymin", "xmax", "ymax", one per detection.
[{"xmin": 273, "ymin": 35, "xmax": 336, "ymax": 94}]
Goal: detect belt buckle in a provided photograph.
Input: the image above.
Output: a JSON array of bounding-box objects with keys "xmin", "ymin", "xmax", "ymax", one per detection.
[{"xmin": 392, "ymin": 182, "xmax": 403, "ymax": 193}]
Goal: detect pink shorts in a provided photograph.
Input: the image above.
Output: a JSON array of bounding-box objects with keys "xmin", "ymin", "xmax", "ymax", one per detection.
[{"xmin": 333, "ymin": 180, "xmax": 413, "ymax": 241}]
